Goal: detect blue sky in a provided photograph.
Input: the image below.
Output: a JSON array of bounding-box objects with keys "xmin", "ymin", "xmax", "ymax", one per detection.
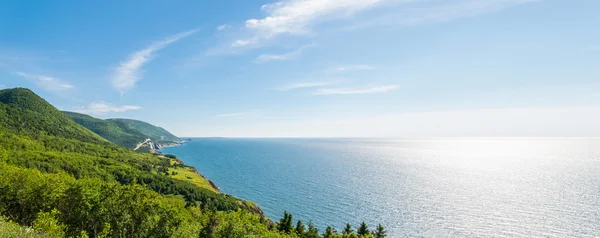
[{"xmin": 1, "ymin": 0, "xmax": 599, "ymax": 137}]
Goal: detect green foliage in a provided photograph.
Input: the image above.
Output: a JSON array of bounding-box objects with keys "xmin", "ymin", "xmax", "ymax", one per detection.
[
  {"xmin": 107, "ymin": 118, "xmax": 181, "ymax": 143},
  {"xmin": 0, "ymin": 216, "xmax": 44, "ymax": 237},
  {"xmin": 278, "ymin": 211, "xmax": 294, "ymax": 234},
  {"xmin": 64, "ymin": 111, "xmax": 147, "ymax": 149},
  {"xmin": 0, "ymin": 88, "xmax": 108, "ymax": 144},
  {"xmin": 295, "ymin": 220, "xmax": 305, "ymax": 236},
  {"xmin": 357, "ymin": 222, "xmax": 369, "ymax": 236},
  {"xmin": 372, "ymin": 224, "xmax": 386, "ymax": 238},
  {"xmin": 164, "ymin": 154, "xmax": 177, "ymax": 159},
  {"xmin": 32, "ymin": 209, "xmax": 65, "ymax": 238},
  {"xmin": 343, "ymin": 223, "xmax": 354, "ymax": 235},
  {"xmin": 323, "ymin": 226, "xmax": 337, "ymax": 238},
  {"xmin": 305, "ymin": 221, "xmax": 319, "ymax": 238}
]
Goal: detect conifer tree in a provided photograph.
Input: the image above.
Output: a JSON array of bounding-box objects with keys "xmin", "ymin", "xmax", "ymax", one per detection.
[
  {"xmin": 343, "ymin": 223, "xmax": 354, "ymax": 235},
  {"xmin": 306, "ymin": 221, "xmax": 320, "ymax": 238},
  {"xmin": 323, "ymin": 226, "xmax": 337, "ymax": 238},
  {"xmin": 278, "ymin": 211, "xmax": 294, "ymax": 233},
  {"xmin": 372, "ymin": 224, "xmax": 387, "ymax": 238},
  {"xmin": 357, "ymin": 222, "xmax": 369, "ymax": 236},
  {"xmin": 296, "ymin": 220, "xmax": 306, "ymax": 236}
]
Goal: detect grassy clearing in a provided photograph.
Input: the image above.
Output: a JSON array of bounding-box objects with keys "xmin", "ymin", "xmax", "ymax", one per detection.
[{"xmin": 166, "ymin": 158, "xmax": 219, "ymax": 193}]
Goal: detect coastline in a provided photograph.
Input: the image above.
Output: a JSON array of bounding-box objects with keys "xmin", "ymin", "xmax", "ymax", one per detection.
[{"xmin": 159, "ymin": 146, "xmax": 265, "ymax": 215}]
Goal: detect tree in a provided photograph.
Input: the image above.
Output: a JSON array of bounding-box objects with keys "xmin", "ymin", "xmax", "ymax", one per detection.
[
  {"xmin": 357, "ymin": 222, "xmax": 369, "ymax": 236},
  {"xmin": 296, "ymin": 220, "xmax": 306, "ymax": 236},
  {"xmin": 343, "ymin": 223, "xmax": 354, "ymax": 235},
  {"xmin": 372, "ymin": 224, "xmax": 386, "ymax": 238},
  {"xmin": 323, "ymin": 226, "xmax": 337, "ymax": 238},
  {"xmin": 33, "ymin": 209, "xmax": 65, "ymax": 238},
  {"xmin": 278, "ymin": 211, "xmax": 294, "ymax": 233},
  {"xmin": 306, "ymin": 221, "xmax": 320, "ymax": 238},
  {"xmin": 199, "ymin": 212, "xmax": 219, "ymax": 238}
]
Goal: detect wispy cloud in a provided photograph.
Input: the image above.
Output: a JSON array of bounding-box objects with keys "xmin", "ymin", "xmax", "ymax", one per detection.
[
  {"xmin": 331, "ymin": 64, "xmax": 375, "ymax": 72},
  {"xmin": 112, "ymin": 29, "xmax": 199, "ymax": 93},
  {"xmin": 215, "ymin": 112, "xmax": 252, "ymax": 118},
  {"xmin": 216, "ymin": 24, "xmax": 231, "ymax": 31},
  {"xmin": 256, "ymin": 43, "xmax": 316, "ymax": 63},
  {"xmin": 313, "ymin": 85, "xmax": 399, "ymax": 95},
  {"xmin": 233, "ymin": 0, "xmax": 382, "ymax": 47},
  {"xmin": 73, "ymin": 103, "xmax": 142, "ymax": 115},
  {"xmin": 15, "ymin": 72, "xmax": 74, "ymax": 91},
  {"xmin": 278, "ymin": 81, "xmax": 337, "ymax": 91},
  {"xmin": 231, "ymin": 0, "xmax": 536, "ymax": 47}
]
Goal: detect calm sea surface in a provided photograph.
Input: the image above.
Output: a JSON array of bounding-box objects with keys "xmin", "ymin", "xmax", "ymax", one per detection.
[{"xmin": 161, "ymin": 138, "xmax": 600, "ymax": 237}]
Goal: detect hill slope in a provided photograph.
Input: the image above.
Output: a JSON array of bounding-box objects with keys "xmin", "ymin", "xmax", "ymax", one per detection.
[
  {"xmin": 108, "ymin": 118, "xmax": 181, "ymax": 144},
  {"xmin": 0, "ymin": 88, "xmax": 108, "ymax": 144},
  {"xmin": 63, "ymin": 111, "xmax": 147, "ymax": 149}
]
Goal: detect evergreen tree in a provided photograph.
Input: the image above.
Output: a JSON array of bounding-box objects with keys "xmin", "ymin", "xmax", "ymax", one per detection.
[
  {"xmin": 306, "ymin": 221, "xmax": 320, "ymax": 238},
  {"xmin": 278, "ymin": 211, "xmax": 294, "ymax": 233},
  {"xmin": 323, "ymin": 226, "xmax": 337, "ymax": 238},
  {"xmin": 372, "ymin": 224, "xmax": 387, "ymax": 238},
  {"xmin": 296, "ymin": 220, "xmax": 306, "ymax": 236},
  {"xmin": 343, "ymin": 223, "xmax": 354, "ymax": 235},
  {"xmin": 357, "ymin": 222, "xmax": 369, "ymax": 236}
]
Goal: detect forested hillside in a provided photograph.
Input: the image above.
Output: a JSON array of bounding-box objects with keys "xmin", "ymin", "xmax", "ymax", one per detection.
[
  {"xmin": 63, "ymin": 111, "xmax": 147, "ymax": 149},
  {"xmin": 0, "ymin": 88, "xmax": 385, "ymax": 238},
  {"xmin": 108, "ymin": 118, "xmax": 181, "ymax": 144}
]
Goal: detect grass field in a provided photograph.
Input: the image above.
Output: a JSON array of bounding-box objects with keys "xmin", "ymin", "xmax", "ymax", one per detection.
[{"xmin": 167, "ymin": 158, "xmax": 219, "ymax": 193}]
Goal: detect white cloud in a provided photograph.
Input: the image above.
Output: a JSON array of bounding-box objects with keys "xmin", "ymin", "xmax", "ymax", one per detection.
[
  {"xmin": 231, "ymin": 37, "xmax": 259, "ymax": 47},
  {"xmin": 217, "ymin": 24, "xmax": 231, "ymax": 31},
  {"xmin": 0, "ymin": 85, "xmax": 6, "ymax": 90},
  {"xmin": 215, "ymin": 112, "xmax": 251, "ymax": 118},
  {"xmin": 313, "ymin": 85, "xmax": 399, "ymax": 95},
  {"xmin": 15, "ymin": 72, "xmax": 74, "ymax": 91},
  {"xmin": 112, "ymin": 29, "xmax": 198, "ymax": 93},
  {"xmin": 255, "ymin": 43, "xmax": 315, "ymax": 63},
  {"xmin": 233, "ymin": 0, "xmax": 382, "ymax": 47},
  {"xmin": 73, "ymin": 103, "xmax": 142, "ymax": 115},
  {"xmin": 278, "ymin": 81, "xmax": 337, "ymax": 91},
  {"xmin": 331, "ymin": 64, "xmax": 375, "ymax": 72},
  {"xmin": 232, "ymin": 0, "xmax": 537, "ymax": 47}
]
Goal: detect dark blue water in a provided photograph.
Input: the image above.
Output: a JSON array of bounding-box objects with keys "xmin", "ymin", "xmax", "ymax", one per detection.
[{"xmin": 161, "ymin": 138, "xmax": 600, "ymax": 237}]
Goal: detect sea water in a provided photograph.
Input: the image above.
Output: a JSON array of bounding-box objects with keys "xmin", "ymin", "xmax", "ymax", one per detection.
[{"xmin": 161, "ymin": 138, "xmax": 600, "ymax": 237}]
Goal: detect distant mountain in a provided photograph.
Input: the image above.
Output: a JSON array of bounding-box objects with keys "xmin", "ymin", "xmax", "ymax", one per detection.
[
  {"xmin": 63, "ymin": 111, "xmax": 147, "ymax": 149},
  {"xmin": 0, "ymin": 88, "xmax": 108, "ymax": 144},
  {"xmin": 107, "ymin": 118, "xmax": 181, "ymax": 144}
]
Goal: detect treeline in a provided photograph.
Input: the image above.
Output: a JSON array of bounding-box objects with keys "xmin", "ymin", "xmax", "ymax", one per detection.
[{"xmin": 276, "ymin": 211, "xmax": 386, "ymax": 238}]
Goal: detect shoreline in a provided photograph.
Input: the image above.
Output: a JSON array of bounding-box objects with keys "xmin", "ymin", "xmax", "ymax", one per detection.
[{"xmin": 159, "ymin": 144, "xmax": 264, "ymax": 215}]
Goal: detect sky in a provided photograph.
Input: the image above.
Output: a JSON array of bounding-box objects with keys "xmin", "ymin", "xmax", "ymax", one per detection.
[{"xmin": 1, "ymin": 0, "xmax": 599, "ymax": 137}]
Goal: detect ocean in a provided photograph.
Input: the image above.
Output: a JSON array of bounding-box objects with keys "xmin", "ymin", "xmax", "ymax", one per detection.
[{"xmin": 161, "ymin": 138, "xmax": 600, "ymax": 237}]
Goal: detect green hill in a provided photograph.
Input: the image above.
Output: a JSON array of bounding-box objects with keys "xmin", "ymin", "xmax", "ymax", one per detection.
[
  {"xmin": 63, "ymin": 111, "xmax": 147, "ymax": 149},
  {"xmin": 107, "ymin": 118, "xmax": 181, "ymax": 144},
  {"xmin": 0, "ymin": 88, "xmax": 108, "ymax": 144}
]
